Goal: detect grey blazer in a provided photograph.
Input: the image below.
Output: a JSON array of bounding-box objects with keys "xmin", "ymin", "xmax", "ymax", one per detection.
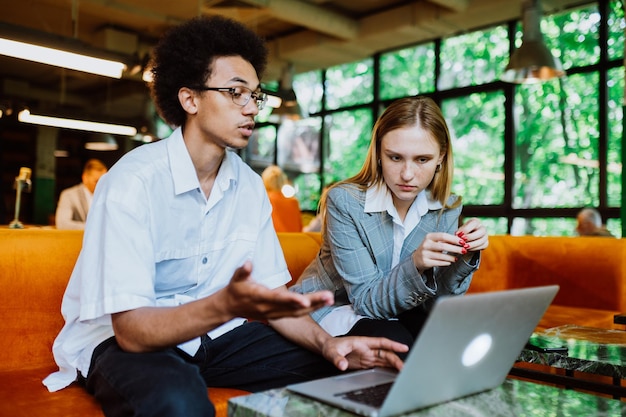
[{"xmin": 290, "ymin": 184, "xmax": 479, "ymax": 323}]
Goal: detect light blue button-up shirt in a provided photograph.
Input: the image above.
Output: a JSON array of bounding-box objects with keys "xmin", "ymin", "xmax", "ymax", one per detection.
[{"xmin": 44, "ymin": 128, "xmax": 290, "ymax": 392}]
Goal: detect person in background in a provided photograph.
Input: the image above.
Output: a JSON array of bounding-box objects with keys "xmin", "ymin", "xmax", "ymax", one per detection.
[
  {"xmin": 43, "ymin": 15, "xmax": 407, "ymax": 417},
  {"xmin": 262, "ymin": 164, "xmax": 303, "ymax": 232},
  {"xmin": 291, "ymin": 96, "xmax": 489, "ymax": 349},
  {"xmin": 576, "ymin": 207, "xmax": 614, "ymax": 237},
  {"xmin": 55, "ymin": 158, "xmax": 108, "ymax": 229}
]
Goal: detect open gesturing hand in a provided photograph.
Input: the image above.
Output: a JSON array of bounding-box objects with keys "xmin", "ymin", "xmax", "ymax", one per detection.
[{"xmin": 221, "ymin": 261, "xmax": 334, "ymax": 321}]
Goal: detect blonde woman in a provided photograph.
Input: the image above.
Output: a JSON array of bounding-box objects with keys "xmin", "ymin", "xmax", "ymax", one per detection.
[
  {"xmin": 291, "ymin": 96, "xmax": 489, "ymax": 348},
  {"xmin": 262, "ymin": 165, "xmax": 303, "ymax": 232}
]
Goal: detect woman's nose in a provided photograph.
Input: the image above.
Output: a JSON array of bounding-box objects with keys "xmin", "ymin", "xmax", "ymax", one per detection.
[{"xmin": 401, "ymin": 164, "xmax": 414, "ymax": 180}]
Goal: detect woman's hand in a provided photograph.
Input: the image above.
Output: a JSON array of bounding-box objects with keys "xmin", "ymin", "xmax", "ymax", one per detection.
[
  {"xmin": 411, "ymin": 232, "xmax": 467, "ymax": 273},
  {"xmin": 456, "ymin": 217, "xmax": 489, "ymax": 253},
  {"xmin": 411, "ymin": 218, "xmax": 488, "ymax": 272}
]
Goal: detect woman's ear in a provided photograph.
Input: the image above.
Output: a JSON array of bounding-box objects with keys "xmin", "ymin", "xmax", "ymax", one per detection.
[{"xmin": 178, "ymin": 87, "xmax": 199, "ymax": 115}]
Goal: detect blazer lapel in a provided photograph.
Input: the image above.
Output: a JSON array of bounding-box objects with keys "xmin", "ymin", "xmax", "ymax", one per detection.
[
  {"xmin": 76, "ymin": 187, "xmax": 89, "ymax": 222},
  {"xmin": 357, "ymin": 210, "xmax": 395, "ymax": 272}
]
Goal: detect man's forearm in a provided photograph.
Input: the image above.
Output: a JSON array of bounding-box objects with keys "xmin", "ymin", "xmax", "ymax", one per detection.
[{"xmin": 269, "ymin": 315, "xmax": 331, "ymax": 354}]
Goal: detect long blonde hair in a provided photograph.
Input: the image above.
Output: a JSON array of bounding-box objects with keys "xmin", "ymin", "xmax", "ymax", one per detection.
[
  {"xmin": 261, "ymin": 165, "xmax": 287, "ymax": 192},
  {"xmin": 319, "ymin": 96, "xmax": 459, "ymax": 226}
]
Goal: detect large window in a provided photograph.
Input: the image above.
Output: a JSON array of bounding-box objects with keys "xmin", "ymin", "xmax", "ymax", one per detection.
[{"xmin": 244, "ymin": 0, "xmax": 624, "ymax": 237}]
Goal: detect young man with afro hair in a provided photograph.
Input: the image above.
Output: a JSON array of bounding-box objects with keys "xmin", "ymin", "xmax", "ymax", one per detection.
[{"xmin": 44, "ymin": 15, "xmax": 407, "ymax": 417}]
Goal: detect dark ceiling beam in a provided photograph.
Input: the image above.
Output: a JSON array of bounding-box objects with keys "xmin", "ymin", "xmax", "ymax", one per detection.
[{"xmin": 212, "ymin": 0, "xmax": 359, "ymax": 40}]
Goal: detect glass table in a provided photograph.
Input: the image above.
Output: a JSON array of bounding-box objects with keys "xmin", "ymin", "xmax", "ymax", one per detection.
[
  {"xmin": 228, "ymin": 378, "xmax": 626, "ymax": 417},
  {"xmin": 512, "ymin": 324, "xmax": 626, "ymax": 398}
]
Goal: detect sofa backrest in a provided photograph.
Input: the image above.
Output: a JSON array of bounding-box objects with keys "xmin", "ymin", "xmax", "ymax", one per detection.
[
  {"xmin": 280, "ymin": 232, "xmax": 321, "ymax": 286},
  {"xmin": 0, "ymin": 229, "xmax": 83, "ymax": 371},
  {"xmin": 470, "ymin": 235, "xmax": 626, "ymax": 311},
  {"xmin": 0, "ymin": 229, "xmax": 321, "ymax": 372}
]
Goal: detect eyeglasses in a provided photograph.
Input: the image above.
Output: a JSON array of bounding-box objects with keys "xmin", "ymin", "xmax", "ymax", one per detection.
[{"xmin": 191, "ymin": 85, "xmax": 268, "ymax": 110}]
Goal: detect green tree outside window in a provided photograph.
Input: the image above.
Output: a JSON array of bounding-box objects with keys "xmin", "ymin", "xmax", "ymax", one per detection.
[
  {"xmin": 439, "ymin": 25, "xmax": 509, "ymax": 90},
  {"xmin": 607, "ymin": 66, "xmax": 624, "ymax": 207},
  {"xmin": 323, "ymin": 109, "xmax": 374, "ymax": 183},
  {"xmin": 442, "ymin": 92, "xmax": 505, "ymax": 206},
  {"xmin": 380, "ymin": 43, "xmax": 435, "ymax": 100},
  {"xmin": 325, "ymin": 59, "xmax": 374, "ymax": 110}
]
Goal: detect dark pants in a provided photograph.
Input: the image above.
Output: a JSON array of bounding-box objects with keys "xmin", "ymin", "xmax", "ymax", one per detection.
[
  {"xmin": 344, "ymin": 307, "xmax": 430, "ymax": 360},
  {"xmin": 85, "ymin": 321, "xmax": 339, "ymax": 417}
]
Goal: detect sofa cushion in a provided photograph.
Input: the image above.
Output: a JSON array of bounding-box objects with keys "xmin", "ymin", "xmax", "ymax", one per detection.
[{"xmin": 0, "ymin": 366, "xmax": 249, "ymax": 417}]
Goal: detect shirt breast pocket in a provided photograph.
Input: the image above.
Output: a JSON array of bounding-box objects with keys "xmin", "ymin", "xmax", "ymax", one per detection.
[{"xmin": 154, "ymin": 247, "xmax": 199, "ymax": 296}]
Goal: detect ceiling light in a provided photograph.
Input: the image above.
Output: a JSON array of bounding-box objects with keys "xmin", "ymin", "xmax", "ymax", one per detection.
[
  {"xmin": 84, "ymin": 133, "xmax": 119, "ymax": 151},
  {"xmin": 265, "ymin": 93, "xmax": 283, "ymax": 109},
  {"xmin": 501, "ymin": 0, "xmax": 565, "ymax": 84},
  {"xmin": 18, "ymin": 109, "xmax": 137, "ymax": 136},
  {"xmin": 53, "ymin": 149, "xmax": 70, "ymax": 158},
  {"xmin": 0, "ymin": 22, "xmax": 127, "ymax": 79}
]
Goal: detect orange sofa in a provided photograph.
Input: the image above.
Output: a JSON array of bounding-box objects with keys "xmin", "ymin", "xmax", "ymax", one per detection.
[
  {"xmin": 0, "ymin": 229, "xmax": 321, "ymax": 417},
  {"xmin": 469, "ymin": 235, "xmax": 626, "ymax": 331},
  {"xmin": 1, "ymin": 230, "xmax": 624, "ymax": 416}
]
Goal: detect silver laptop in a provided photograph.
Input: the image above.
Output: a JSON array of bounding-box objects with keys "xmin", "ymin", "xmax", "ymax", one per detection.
[{"xmin": 287, "ymin": 285, "xmax": 559, "ymax": 417}]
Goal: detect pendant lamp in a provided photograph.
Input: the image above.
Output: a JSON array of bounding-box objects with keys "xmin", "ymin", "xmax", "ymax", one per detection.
[
  {"xmin": 272, "ymin": 63, "xmax": 304, "ymax": 119},
  {"xmin": 501, "ymin": 0, "xmax": 565, "ymax": 84}
]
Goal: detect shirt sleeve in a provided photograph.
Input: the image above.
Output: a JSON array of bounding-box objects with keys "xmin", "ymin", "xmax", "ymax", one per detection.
[{"xmin": 76, "ymin": 172, "xmax": 157, "ymax": 322}]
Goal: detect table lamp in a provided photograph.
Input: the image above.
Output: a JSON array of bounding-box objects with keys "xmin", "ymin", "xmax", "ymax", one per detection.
[{"xmin": 9, "ymin": 167, "xmax": 32, "ymax": 229}]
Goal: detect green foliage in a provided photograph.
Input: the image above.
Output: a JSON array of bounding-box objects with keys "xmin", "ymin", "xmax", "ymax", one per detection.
[
  {"xmin": 323, "ymin": 109, "xmax": 374, "ymax": 181},
  {"xmin": 325, "ymin": 59, "xmax": 374, "ymax": 110},
  {"xmin": 545, "ymin": 4, "xmax": 600, "ymax": 69},
  {"xmin": 443, "ymin": 92, "xmax": 505, "ymax": 205},
  {"xmin": 439, "ymin": 25, "xmax": 509, "ymax": 89},
  {"xmin": 250, "ymin": 0, "xmax": 624, "ymax": 236},
  {"xmin": 478, "ymin": 217, "xmax": 509, "ymax": 235},
  {"xmin": 293, "ymin": 173, "xmax": 322, "ymax": 212},
  {"xmin": 514, "ymin": 72, "xmax": 601, "ymax": 210},
  {"xmin": 380, "ymin": 43, "xmax": 436, "ymax": 99},
  {"xmin": 512, "ymin": 218, "xmax": 578, "ymax": 236},
  {"xmin": 607, "ymin": 66, "xmax": 624, "ymax": 207},
  {"xmin": 608, "ymin": 0, "xmax": 625, "ymax": 59}
]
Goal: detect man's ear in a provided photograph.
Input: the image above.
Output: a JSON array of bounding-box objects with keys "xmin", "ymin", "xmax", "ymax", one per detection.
[{"xmin": 178, "ymin": 87, "xmax": 199, "ymax": 115}]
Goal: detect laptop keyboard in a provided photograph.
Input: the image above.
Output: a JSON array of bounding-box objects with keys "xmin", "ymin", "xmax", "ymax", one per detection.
[{"xmin": 336, "ymin": 382, "xmax": 393, "ymax": 408}]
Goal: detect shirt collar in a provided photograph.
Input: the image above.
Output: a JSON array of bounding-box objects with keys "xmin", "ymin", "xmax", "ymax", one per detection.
[
  {"xmin": 167, "ymin": 127, "xmax": 236, "ymax": 196},
  {"xmin": 364, "ymin": 183, "xmax": 443, "ymax": 217}
]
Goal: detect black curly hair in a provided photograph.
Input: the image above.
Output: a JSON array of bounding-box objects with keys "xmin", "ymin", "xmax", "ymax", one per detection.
[{"xmin": 148, "ymin": 15, "xmax": 268, "ymax": 127}]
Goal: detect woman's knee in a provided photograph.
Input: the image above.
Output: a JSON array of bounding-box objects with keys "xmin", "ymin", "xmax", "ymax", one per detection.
[{"xmin": 347, "ymin": 319, "xmax": 414, "ymax": 347}]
